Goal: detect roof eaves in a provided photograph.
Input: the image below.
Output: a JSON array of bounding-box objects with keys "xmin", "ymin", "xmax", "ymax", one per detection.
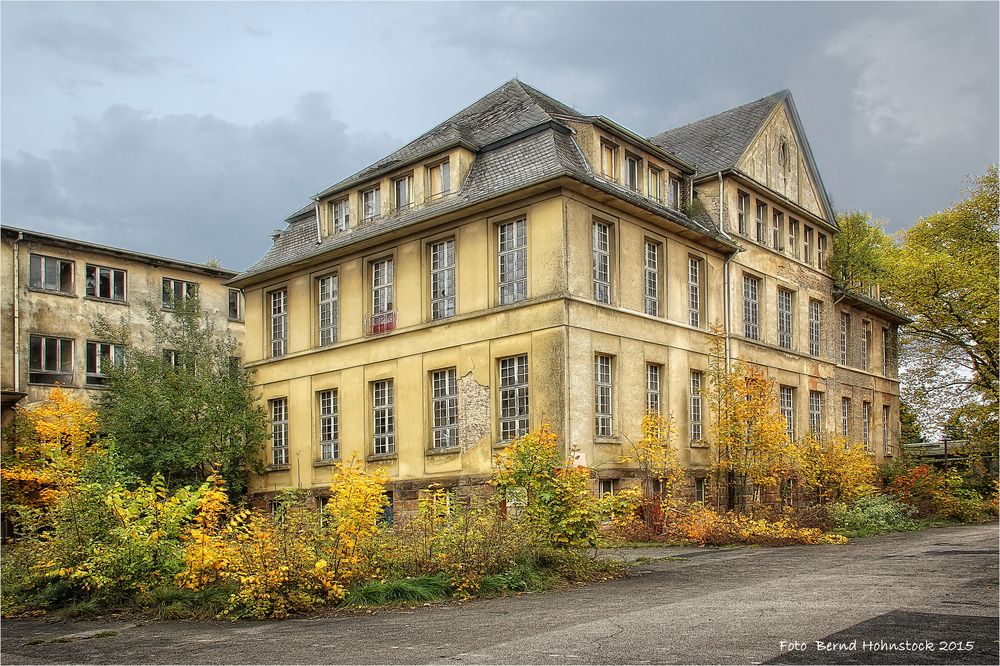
[
  {"xmin": 834, "ymin": 287, "xmax": 911, "ymax": 325},
  {"xmin": 590, "ymin": 116, "xmax": 697, "ymax": 174}
]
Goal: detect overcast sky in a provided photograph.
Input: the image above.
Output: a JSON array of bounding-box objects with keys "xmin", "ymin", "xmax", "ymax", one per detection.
[{"xmin": 2, "ymin": 1, "xmax": 997, "ymax": 270}]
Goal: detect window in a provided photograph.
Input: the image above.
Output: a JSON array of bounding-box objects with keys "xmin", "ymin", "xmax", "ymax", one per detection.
[
  {"xmin": 86, "ymin": 265, "xmax": 126, "ymax": 302},
  {"xmin": 361, "ymin": 186, "xmax": 381, "ymax": 221},
  {"xmin": 647, "ymin": 166, "xmax": 662, "ymax": 202},
  {"xmin": 737, "ymin": 191, "xmax": 748, "ymax": 235},
  {"xmin": 743, "ymin": 275, "xmax": 760, "ymax": 340},
  {"xmin": 777, "ymin": 288, "xmax": 794, "ymax": 349},
  {"xmin": 808, "ymin": 300, "xmax": 822, "ymax": 357},
  {"xmin": 599, "ymin": 478, "xmax": 617, "ymax": 498},
  {"xmin": 318, "ymin": 275, "xmax": 338, "ymax": 346},
  {"xmin": 788, "ymin": 219, "xmax": 799, "ymax": 258},
  {"xmin": 804, "ymin": 226, "xmax": 814, "ymax": 265},
  {"xmin": 163, "ymin": 348, "xmax": 180, "ymax": 369},
  {"xmin": 393, "ymin": 174, "xmax": 412, "ymax": 210},
  {"xmin": 499, "ymin": 355, "xmax": 529, "ymax": 441},
  {"xmin": 600, "ymin": 141, "xmax": 618, "ymax": 180},
  {"xmin": 817, "ymin": 233, "xmax": 827, "ymax": 270},
  {"xmin": 29, "ymin": 254, "xmax": 74, "ymax": 294},
  {"xmin": 780, "ymin": 387, "xmax": 795, "ymax": 442},
  {"xmin": 862, "ymin": 401, "xmax": 872, "ymax": 452},
  {"xmin": 228, "ymin": 288, "xmax": 243, "ymax": 321},
  {"xmin": 861, "ymin": 320, "xmax": 872, "ymax": 371},
  {"xmin": 270, "ymin": 289, "xmax": 287, "ymax": 357},
  {"xmin": 624, "ymin": 153, "xmax": 641, "ymax": 192},
  {"xmin": 431, "ymin": 368, "xmax": 458, "ymax": 449},
  {"xmin": 882, "ymin": 405, "xmax": 892, "ymax": 456},
  {"xmin": 755, "ymin": 201, "xmax": 767, "ymax": 243},
  {"xmin": 498, "ymin": 219, "xmax": 527, "ymax": 305},
  {"xmin": 330, "ymin": 198, "xmax": 349, "ymax": 233},
  {"xmin": 28, "ymin": 335, "xmax": 74, "ymax": 384},
  {"xmin": 368, "ymin": 258, "xmax": 395, "ymax": 335},
  {"xmin": 427, "ymin": 160, "xmax": 451, "ymax": 198},
  {"xmin": 694, "ymin": 478, "xmax": 706, "ymax": 503},
  {"xmin": 669, "ymin": 178, "xmax": 682, "ymax": 208},
  {"xmin": 840, "ymin": 313, "xmax": 850, "ymax": 365},
  {"xmin": 689, "ymin": 371, "xmax": 703, "ymax": 442},
  {"xmin": 595, "ymin": 355, "xmax": 613, "ymax": 438},
  {"xmin": 381, "ymin": 491, "xmax": 395, "ymax": 525},
  {"xmin": 319, "ymin": 389, "xmax": 339, "ymax": 461},
  {"xmin": 162, "ymin": 278, "xmax": 198, "ymax": 309},
  {"xmin": 643, "ymin": 241, "xmax": 660, "ymax": 316},
  {"xmin": 430, "ymin": 239, "xmax": 456, "ymax": 320},
  {"xmin": 592, "ymin": 221, "xmax": 611, "ymax": 304},
  {"xmin": 85, "ymin": 341, "xmax": 124, "ymax": 386},
  {"xmin": 841, "ymin": 398, "xmax": 851, "ymax": 438},
  {"xmin": 809, "ymin": 391, "xmax": 823, "ymax": 436},
  {"xmin": 372, "ymin": 379, "xmax": 395, "ymax": 455},
  {"xmin": 882, "ymin": 327, "xmax": 890, "ymax": 376},
  {"xmin": 772, "ymin": 211, "xmax": 784, "ymax": 249},
  {"xmin": 646, "ymin": 364, "xmax": 661, "ymax": 414},
  {"xmin": 270, "ymin": 398, "xmax": 288, "ymax": 466},
  {"xmin": 688, "ymin": 257, "xmax": 702, "ymax": 327}
]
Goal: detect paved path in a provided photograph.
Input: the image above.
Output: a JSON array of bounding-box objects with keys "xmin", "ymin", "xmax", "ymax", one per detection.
[{"xmin": 3, "ymin": 524, "xmax": 997, "ymax": 665}]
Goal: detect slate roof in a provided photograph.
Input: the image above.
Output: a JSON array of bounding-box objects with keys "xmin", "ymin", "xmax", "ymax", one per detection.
[
  {"xmin": 648, "ymin": 91, "xmax": 787, "ymax": 177},
  {"xmin": 234, "ymin": 80, "xmax": 741, "ymax": 283}
]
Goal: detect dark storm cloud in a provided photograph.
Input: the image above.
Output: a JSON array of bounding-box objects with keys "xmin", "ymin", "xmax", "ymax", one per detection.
[{"xmin": 1, "ymin": 93, "xmax": 397, "ymax": 269}]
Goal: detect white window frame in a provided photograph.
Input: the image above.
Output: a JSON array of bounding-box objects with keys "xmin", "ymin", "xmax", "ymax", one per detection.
[
  {"xmin": 643, "ymin": 240, "xmax": 660, "ymax": 317},
  {"xmin": 842, "ymin": 397, "xmax": 851, "ymax": 438},
  {"xmin": 688, "ymin": 257, "xmax": 702, "ymax": 327},
  {"xmin": 271, "ymin": 398, "xmax": 289, "ymax": 466},
  {"xmin": 499, "ymin": 355, "xmax": 529, "ymax": 441},
  {"xmin": 689, "ymin": 370, "xmax": 703, "ymax": 443},
  {"xmin": 646, "ymin": 363, "xmax": 661, "ymax": 414},
  {"xmin": 882, "ymin": 404, "xmax": 892, "ymax": 455},
  {"xmin": 788, "ymin": 219, "xmax": 799, "ymax": 258},
  {"xmin": 592, "ymin": 221, "xmax": 611, "ymax": 304},
  {"xmin": 393, "ymin": 174, "xmax": 412, "ymax": 210},
  {"xmin": 319, "ymin": 389, "xmax": 339, "ymax": 461},
  {"xmin": 818, "ymin": 233, "xmax": 827, "ymax": 270},
  {"xmin": 862, "ymin": 401, "xmax": 872, "ymax": 452},
  {"xmin": 372, "ymin": 379, "xmax": 396, "ymax": 455},
  {"xmin": 743, "ymin": 274, "xmax": 760, "ymax": 340},
  {"xmin": 647, "ymin": 166, "xmax": 662, "ymax": 202},
  {"xmin": 431, "ymin": 368, "xmax": 459, "ymax": 449},
  {"xmin": 772, "ymin": 211, "xmax": 783, "ymax": 250},
  {"xmin": 861, "ymin": 320, "xmax": 871, "ymax": 371},
  {"xmin": 270, "ymin": 288, "xmax": 287, "ymax": 357},
  {"xmin": 600, "ymin": 141, "xmax": 618, "ymax": 181},
  {"xmin": 780, "ymin": 386, "xmax": 795, "ymax": 442},
  {"xmin": 840, "ymin": 313, "xmax": 850, "ymax": 365},
  {"xmin": 430, "ymin": 239, "xmax": 456, "ymax": 320},
  {"xmin": 427, "ymin": 159, "xmax": 451, "ymax": 198},
  {"xmin": 808, "ymin": 300, "xmax": 822, "ymax": 357},
  {"xmin": 331, "ymin": 198, "xmax": 350, "ymax": 233},
  {"xmin": 228, "ymin": 288, "xmax": 244, "ymax": 322},
  {"xmin": 497, "ymin": 219, "xmax": 527, "ymax": 305},
  {"xmin": 777, "ymin": 288, "xmax": 794, "ymax": 349},
  {"xmin": 737, "ymin": 191, "xmax": 748, "ymax": 235},
  {"xmin": 361, "ymin": 186, "xmax": 381, "ymax": 221},
  {"xmin": 318, "ymin": 274, "xmax": 339, "ymax": 346},
  {"xmin": 371, "ymin": 258, "xmax": 394, "ymax": 315},
  {"xmin": 624, "ymin": 153, "xmax": 641, "ymax": 192},
  {"xmin": 755, "ymin": 201, "xmax": 767, "ymax": 243},
  {"xmin": 669, "ymin": 178, "xmax": 682, "ymax": 208},
  {"xmin": 809, "ymin": 391, "xmax": 823, "ymax": 436},
  {"xmin": 804, "ymin": 226, "xmax": 814, "ymax": 265},
  {"xmin": 595, "ymin": 354, "xmax": 613, "ymax": 438}
]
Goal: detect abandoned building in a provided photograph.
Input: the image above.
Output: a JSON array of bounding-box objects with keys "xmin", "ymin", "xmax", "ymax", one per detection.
[
  {"xmin": 0, "ymin": 226, "xmax": 245, "ymax": 425},
  {"xmin": 229, "ymin": 80, "xmax": 906, "ymax": 513}
]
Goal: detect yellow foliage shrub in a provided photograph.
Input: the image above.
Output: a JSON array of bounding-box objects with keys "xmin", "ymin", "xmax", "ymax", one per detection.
[{"xmin": 664, "ymin": 502, "xmax": 846, "ymax": 546}]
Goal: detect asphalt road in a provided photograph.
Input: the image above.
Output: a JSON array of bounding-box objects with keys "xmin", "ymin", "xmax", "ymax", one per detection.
[{"xmin": 3, "ymin": 524, "xmax": 997, "ymax": 665}]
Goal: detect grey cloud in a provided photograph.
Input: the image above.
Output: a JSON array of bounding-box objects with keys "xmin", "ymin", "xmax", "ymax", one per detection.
[
  {"xmin": 1, "ymin": 95, "xmax": 398, "ymax": 269},
  {"xmin": 11, "ymin": 13, "xmax": 184, "ymax": 76}
]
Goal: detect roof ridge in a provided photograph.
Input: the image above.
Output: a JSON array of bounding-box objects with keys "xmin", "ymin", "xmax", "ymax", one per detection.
[{"xmin": 651, "ymin": 89, "xmax": 787, "ymax": 139}]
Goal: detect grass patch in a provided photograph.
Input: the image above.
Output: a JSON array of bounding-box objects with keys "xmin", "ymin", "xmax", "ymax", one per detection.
[{"xmin": 345, "ymin": 572, "xmax": 452, "ymax": 607}]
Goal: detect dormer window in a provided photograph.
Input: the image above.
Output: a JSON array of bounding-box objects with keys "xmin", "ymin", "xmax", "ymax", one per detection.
[
  {"xmin": 427, "ymin": 160, "xmax": 451, "ymax": 198},
  {"xmin": 393, "ymin": 175, "xmax": 412, "ymax": 211},
  {"xmin": 330, "ymin": 198, "xmax": 349, "ymax": 233},
  {"xmin": 600, "ymin": 140, "xmax": 618, "ymax": 181},
  {"xmin": 624, "ymin": 153, "xmax": 641, "ymax": 192},
  {"xmin": 668, "ymin": 178, "xmax": 682, "ymax": 209},
  {"xmin": 361, "ymin": 186, "xmax": 381, "ymax": 221},
  {"xmin": 647, "ymin": 166, "xmax": 662, "ymax": 203}
]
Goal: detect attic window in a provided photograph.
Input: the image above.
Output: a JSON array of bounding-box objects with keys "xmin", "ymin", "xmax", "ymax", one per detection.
[{"xmin": 778, "ymin": 138, "xmax": 789, "ymax": 170}]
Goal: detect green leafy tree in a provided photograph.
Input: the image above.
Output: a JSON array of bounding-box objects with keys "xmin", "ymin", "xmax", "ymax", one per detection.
[
  {"xmin": 898, "ymin": 401, "xmax": 923, "ymax": 446},
  {"xmin": 882, "ymin": 166, "xmax": 999, "ymax": 453},
  {"xmin": 94, "ymin": 297, "xmax": 267, "ymax": 498},
  {"xmin": 829, "ymin": 210, "xmax": 894, "ymax": 289}
]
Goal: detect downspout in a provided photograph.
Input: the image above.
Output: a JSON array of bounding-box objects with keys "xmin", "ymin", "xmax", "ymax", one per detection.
[
  {"xmin": 718, "ymin": 172, "xmax": 733, "ymax": 371},
  {"xmin": 313, "ymin": 198, "xmax": 322, "ymax": 244},
  {"xmin": 11, "ymin": 232, "xmax": 22, "ymax": 392}
]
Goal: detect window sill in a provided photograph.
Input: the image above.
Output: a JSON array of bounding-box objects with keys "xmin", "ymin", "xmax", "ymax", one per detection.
[
  {"xmin": 28, "ymin": 380, "xmax": 77, "ymax": 387},
  {"xmin": 313, "ymin": 459, "xmax": 340, "ymax": 467},
  {"xmin": 492, "ymin": 441, "xmax": 513, "ymax": 450},
  {"xmin": 26, "ymin": 287, "xmax": 76, "ymax": 299},
  {"xmin": 366, "ymin": 453, "xmax": 397, "ymax": 463},
  {"xmin": 265, "ymin": 464, "xmax": 290, "ymax": 472},
  {"xmin": 689, "ymin": 441, "xmax": 710, "ymax": 449},
  {"xmin": 84, "ymin": 296, "xmax": 128, "ymax": 306},
  {"xmin": 595, "ymin": 437, "xmax": 621, "ymax": 445},
  {"xmin": 228, "ymin": 318, "xmax": 244, "ymax": 323},
  {"xmin": 426, "ymin": 446, "xmax": 461, "ymax": 457}
]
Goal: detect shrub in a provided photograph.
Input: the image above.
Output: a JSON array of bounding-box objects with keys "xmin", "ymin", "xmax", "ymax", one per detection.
[
  {"xmin": 662, "ymin": 502, "xmax": 846, "ymax": 546},
  {"xmin": 829, "ymin": 495, "xmax": 919, "ymax": 537}
]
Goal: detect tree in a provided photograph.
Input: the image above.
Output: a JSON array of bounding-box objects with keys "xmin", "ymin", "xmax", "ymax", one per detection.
[
  {"xmin": 94, "ymin": 296, "xmax": 267, "ymax": 498},
  {"xmin": 898, "ymin": 401, "xmax": 923, "ymax": 446},
  {"xmin": 829, "ymin": 210, "xmax": 894, "ymax": 289},
  {"xmin": 882, "ymin": 166, "xmax": 999, "ymax": 450},
  {"xmin": 704, "ymin": 328, "xmax": 797, "ymax": 512}
]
